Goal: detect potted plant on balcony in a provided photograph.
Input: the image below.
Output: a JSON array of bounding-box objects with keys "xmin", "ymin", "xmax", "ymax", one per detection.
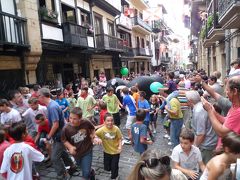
[
  {"xmin": 207, "ymin": 14, "xmax": 213, "ymax": 31},
  {"xmin": 83, "ymin": 23, "xmax": 94, "ymax": 35},
  {"xmin": 200, "ymin": 27, "xmax": 206, "ymax": 40},
  {"xmin": 39, "ymin": 6, "xmax": 58, "ymax": 24}
]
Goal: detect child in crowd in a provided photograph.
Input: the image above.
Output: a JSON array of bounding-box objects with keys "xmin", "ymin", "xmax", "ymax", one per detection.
[
  {"xmin": 55, "ymin": 91, "xmax": 70, "ymax": 121},
  {"xmin": 200, "ymin": 132, "xmax": 240, "ymax": 180},
  {"xmin": 61, "ymin": 107, "xmax": 99, "ymax": 179},
  {"xmin": 0, "ymin": 122, "xmax": 44, "ymax": 180},
  {"xmin": 67, "ymin": 92, "xmax": 77, "ymax": 111},
  {"xmin": 121, "ymin": 87, "xmax": 136, "ymax": 144},
  {"xmin": 171, "ymin": 128, "xmax": 205, "ymax": 180},
  {"xmin": 149, "ymin": 95, "xmax": 159, "ymax": 134},
  {"xmin": 138, "ymin": 91, "xmax": 154, "ymax": 141},
  {"xmin": 99, "ymin": 101, "xmax": 108, "ymax": 126},
  {"xmin": 22, "ymin": 97, "xmax": 47, "ymax": 138},
  {"xmin": 130, "ymin": 109, "xmax": 153, "ymax": 155},
  {"xmin": 96, "ymin": 113, "xmax": 122, "ymax": 180},
  {"xmin": 130, "ymin": 86, "xmax": 139, "ymax": 108},
  {"xmin": 34, "ymin": 114, "xmax": 50, "ymax": 159}
]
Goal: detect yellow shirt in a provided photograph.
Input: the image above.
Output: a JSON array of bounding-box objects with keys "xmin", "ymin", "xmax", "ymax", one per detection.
[
  {"xmin": 169, "ymin": 98, "xmax": 183, "ymax": 119},
  {"xmin": 95, "ymin": 125, "xmax": 122, "ymax": 154}
]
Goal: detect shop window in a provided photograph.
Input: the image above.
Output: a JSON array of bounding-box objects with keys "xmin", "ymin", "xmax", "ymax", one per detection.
[{"xmin": 61, "ymin": 3, "xmax": 76, "ymax": 24}]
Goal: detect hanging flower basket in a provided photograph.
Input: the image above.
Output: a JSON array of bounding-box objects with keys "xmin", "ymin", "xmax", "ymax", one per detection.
[{"xmin": 39, "ymin": 6, "xmax": 58, "ymax": 24}]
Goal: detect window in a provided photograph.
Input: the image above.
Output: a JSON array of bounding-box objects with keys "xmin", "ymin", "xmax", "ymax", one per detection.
[
  {"xmin": 141, "ymin": 38, "xmax": 145, "ymax": 48},
  {"xmin": 120, "ymin": 33, "xmax": 131, "ymax": 47},
  {"xmin": 94, "ymin": 15, "xmax": 103, "ymax": 34},
  {"xmin": 39, "ymin": 0, "xmax": 55, "ymax": 11},
  {"xmin": 108, "ymin": 21, "xmax": 114, "ymax": 36},
  {"xmin": 61, "ymin": 3, "xmax": 76, "ymax": 23},
  {"xmin": 139, "ymin": 12, "xmax": 143, "ymax": 19},
  {"xmin": 80, "ymin": 10, "xmax": 90, "ymax": 26}
]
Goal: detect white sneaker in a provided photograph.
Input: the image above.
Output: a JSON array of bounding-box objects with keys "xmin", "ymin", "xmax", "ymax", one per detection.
[
  {"xmin": 164, "ymin": 134, "xmax": 170, "ymax": 138},
  {"xmin": 153, "ymin": 129, "xmax": 156, "ymax": 134},
  {"xmin": 168, "ymin": 136, "xmax": 171, "ymax": 140},
  {"xmin": 123, "ymin": 139, "xmax": 131, "ymax": 145},
  {"xmin": 168, "ymin": 142, "xmax": 172, "ymax": 146}
]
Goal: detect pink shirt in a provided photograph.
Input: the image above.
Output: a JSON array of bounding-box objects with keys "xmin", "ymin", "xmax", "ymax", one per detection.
[
  {"xmin": 223, "ymin": 107, "xmax": 240, "ymax": 134},
  {"xmin": 216, "ymin": 106, "xmax": 240, "ymax": 150}
]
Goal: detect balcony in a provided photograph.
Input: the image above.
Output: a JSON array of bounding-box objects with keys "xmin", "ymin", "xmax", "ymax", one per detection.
[
  {"xmin": 62, "ymin": 22, "xmax": 88, "ymax": 48},
  {"xmin": 161, "ymin": 57, "xmax": 170, "ymax": 64},
  {"xmin": 116, "ymin": 14, "xmax": 132, "ymax": 31},
  {"xmin": 122, "ymin": 46, "xmax": 134, "ymax": 57},
  {"xmin": 132, "ymin": 16, "xmax": 152, "ymax": 34},
  {"xmin": 218, "ymin": 0, "xmax": 240, "ymax": 29},
  {"xmin": 95, "ymin": 34, "xmax": 124, "ymax": 52},
  {"xmin": 0, "ymin": 11, "xmax": 29, "ymax": 48},
  {"xmin": 152, "ymin": 20, "xmax": 162, "ymax": 33},
  {"xmin": 133, "ymin": 47, "xmax": 153, "ymax": 57},
  {"xmin": 203, "ymin": 0, "xmax": 225, "ymax": 47}
]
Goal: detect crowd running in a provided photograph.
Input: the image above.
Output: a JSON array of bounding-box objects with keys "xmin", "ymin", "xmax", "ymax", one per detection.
[{"xmin": 0, "ymin": 65, "xmax": 240, "ymax": 180}]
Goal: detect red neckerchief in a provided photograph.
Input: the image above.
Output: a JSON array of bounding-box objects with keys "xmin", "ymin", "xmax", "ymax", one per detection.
[{"xmin": 81, "ymin": 94, "xmax": 87, "ymax": 100}]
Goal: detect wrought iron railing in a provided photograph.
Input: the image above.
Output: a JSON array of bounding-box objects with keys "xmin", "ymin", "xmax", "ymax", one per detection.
[
  {"xmin": 122, "ymin": 46, "xmax": 134, "ymax": 57},
  {"xmin": 218, "ymin": 0, "xmax": 240, "ymax": 19},
  {"xmin": 62, "ymin": 22, "xmax": 88, "ymax": 47},
  {"xmin": 132, "ymin": 16, "xmax": 152, "ymax": 32},
  {"xmin": 132, "ymin": 47, "xmax": 153, "ymax": 57},
  {"xmin": 95, "ymin": 34, "xmax": 124, "ymax": 51},
  {"xmin": 0, "ymin": 11, "xmax": 28, "ymax": 46}
]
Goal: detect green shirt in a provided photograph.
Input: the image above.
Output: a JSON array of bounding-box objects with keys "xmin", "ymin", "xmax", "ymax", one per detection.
[
  {"xmin": 76, "ymin": 95, "xmax": 96, "ymax": 118},
  {"xmin": 102, "ymin": 94, "xmax": 119, "ymax": 114}
]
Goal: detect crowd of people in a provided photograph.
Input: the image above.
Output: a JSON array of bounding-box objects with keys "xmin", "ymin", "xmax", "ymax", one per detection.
[{"xmin": 0, "ymin": 64, "xmax": 240, "ymax": 180}]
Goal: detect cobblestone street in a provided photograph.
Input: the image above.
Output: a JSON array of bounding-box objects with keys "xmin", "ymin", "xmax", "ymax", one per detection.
[{"xmin": 37, "ymin": 115, "xmax": 171, "ymax": 180}]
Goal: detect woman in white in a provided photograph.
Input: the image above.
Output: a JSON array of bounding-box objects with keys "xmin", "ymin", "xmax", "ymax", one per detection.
[{"xmin": 200, "ymin": 132, "xmax": 240, "ymax": 180}]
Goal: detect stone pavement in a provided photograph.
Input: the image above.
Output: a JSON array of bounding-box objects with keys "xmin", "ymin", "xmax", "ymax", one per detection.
[{"xmin": 37, "ymin": 114, "xmax": 171, "ymax": 180}]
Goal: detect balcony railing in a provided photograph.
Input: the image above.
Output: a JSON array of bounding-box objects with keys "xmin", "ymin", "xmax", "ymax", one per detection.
[
  {"xmin": 62, "ymin": 22, "xmax": 88, "ymax": 47},
  {"xmin": 161, "ymin": 57, "xmax": 170, "ymax": 63},
  {"xmin": 122, "ymin": 46, "xmax": 134, "ymax": 57},
  {"xmin": 132, "ymin": 47, "xmax": 153, "ymax": 57},
  {"xmin": 95, "ymin": 34, "xmax": 124, "ymax": 52},
  {"xmin": 206, "ymin": 0, "xmax": 220, "ymax": 35},
  {"xmin": 132, "ymin": 17, "xmax": 152, "ymax": 32},
  {"xmin": 0, "ymin": 11, "xmax": 28, "ymax": 47},
  {"xmin": 218, "ymin": 0, "xmax": 240, "ymax": 20}
]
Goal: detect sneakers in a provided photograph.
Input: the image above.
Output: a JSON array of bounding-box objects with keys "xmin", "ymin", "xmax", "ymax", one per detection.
[
  {"xmin": 153, "ymin": 129, "xmax": 156, "ymax": 134},
  {"xmin": 164, "ymin": 134, "xmax": 170, "ymax": 139},
  {"xmin": 123, "ymin": 139, "xmax": 131, "ymax": 145},
  {"xmin": 168, "ymin": 142, "xmax": 172, "ymax": 146}
]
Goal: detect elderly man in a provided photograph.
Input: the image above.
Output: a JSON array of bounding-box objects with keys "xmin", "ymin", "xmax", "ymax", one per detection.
[
  {"xmin": 201, "ymin": 76, "xmax": 240, "ymax": 149},
  {"xmin": 185, "ymin": 90, "xmax": 217, "ymax": 164}
]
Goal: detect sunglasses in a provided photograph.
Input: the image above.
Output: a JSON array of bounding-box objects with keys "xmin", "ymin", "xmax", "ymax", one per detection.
[{"xmin": 144, "ymin": 156, "xmax": 170, "ymax": 168}]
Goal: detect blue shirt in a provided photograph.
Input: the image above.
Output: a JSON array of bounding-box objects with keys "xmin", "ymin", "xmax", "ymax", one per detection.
[
  {"xmin": 47, "ymin": 100, "xmax": 65, "ymax": 139},
  {"xmin": 55, "ymin": 98, "xmax": 69, "ymax": 119},
  {"xmin": 131, "ymin": 123, "xmax": 147, "ymax": 153},
  {"xmin": 138, "ymin": 99, "xmax": 150, "ymax": 121},
  {"xmin": 123, "ymin": 95, "xmax": 136, "ymax": 116}
]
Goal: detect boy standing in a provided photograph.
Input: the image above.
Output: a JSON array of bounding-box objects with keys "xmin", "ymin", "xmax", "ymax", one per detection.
[
  {"xmin": 130, "ymin": 109, "xmax": 153, "ymax": 155},
  {"xmin": 102, "ymin": 87, "xmax": 121, "ymax": 126},
  {"xmin": 61, "ymin": 107, "xmax": 101, "ymax": 179},
  {"xmin": 171, "ymin": 128, "xmax": 205, "ymax": 180},
  {"xmin": 96, "ymin": 113, "xmax": 122, "ymax": 180},
  {"xmin": 0, "ymin": 122, "xmax": 44, "ymax": 180}
]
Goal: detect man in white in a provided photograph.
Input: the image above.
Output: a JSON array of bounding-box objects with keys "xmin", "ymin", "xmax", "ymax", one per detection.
[
  {"xmin": 0, "ymin": 99, "xmax": 21, "ymax": 126},
  {"xmin": 22, "ymin": 97, "xmax": 48, "ymax": 138}
]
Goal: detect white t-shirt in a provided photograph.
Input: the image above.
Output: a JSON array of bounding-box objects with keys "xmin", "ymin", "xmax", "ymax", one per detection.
[
  {"xmin": 171, "ymin": 144, "xmax": 202, "ymax": 172},
  {"xmin": 22, "ymin": 105, "xmax": 48, "ymax": 132},
  {"xmin": 0, "ymin": 142, "xmax": 44, "ymax": 180},
  {"xmin": 0, "ymin": 109, "xmax": 21, "ymax": 125}
]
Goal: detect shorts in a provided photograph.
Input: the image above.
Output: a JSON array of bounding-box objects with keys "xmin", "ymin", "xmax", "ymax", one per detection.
[{"xmin": 125, "ymin": 116, "xmax": 135, "ymax": 129}]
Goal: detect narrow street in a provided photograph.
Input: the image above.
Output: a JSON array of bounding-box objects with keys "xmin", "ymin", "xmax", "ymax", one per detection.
[{"xmin": 36, "ymin": 115, "xmax": 171, "ymax": 180}]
